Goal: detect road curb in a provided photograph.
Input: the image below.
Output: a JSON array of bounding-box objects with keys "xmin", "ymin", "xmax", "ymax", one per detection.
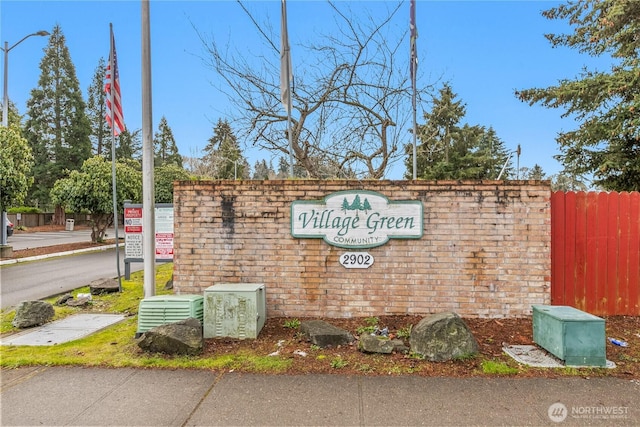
[{"xmin": 0, "ymin": 244, "xmax": 123, "ymax": 266}]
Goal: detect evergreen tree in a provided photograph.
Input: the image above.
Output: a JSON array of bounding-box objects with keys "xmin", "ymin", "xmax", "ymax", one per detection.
[
  {"xmin": 115, "ymin": 128, "xmax": 142, "ymax": 161},
  {"xmin": 253, "ymin": 159, "xmax": 271, "ymax": 180},
  {"xmin": 517, "ymin": 0, "xmax": 640, "ymax": 191},
  {"xmin": 277, "ymin": 157, "xmax": 289, "ymax": 179},
  {"xmin": 523, "ymin": 164, "xmax": 547, "ymax": 180},
  {"xmin": 408, "ymin": 83, "xmax": 514, "ymax": 180},
  {"xmin": 153, "ymin": 116, "xmax": 182, "ymax": 167},
  {"xmin": 86, "ymin": 57, "xmax": 109, "ymax": 156},
  {"xmin": 24, "ymin": 24, "xmax": 91, "ymax": 207},
  {"xmin": 203, "ymin": 119, "xmax": 247, "ymax": 179},
  {"xmin": 0, "ymin": 101, "xmax": 21, "ymax": 128},
  {"xmin": 406, "ymin": 83, "xmax": 464, "ymax": 179},
  {"xmin": 475, "ymin": 127, "xmax": 512, "ymax": 179}
]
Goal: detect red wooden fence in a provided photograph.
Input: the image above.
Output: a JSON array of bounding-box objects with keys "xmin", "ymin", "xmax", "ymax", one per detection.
[{"xmin": 551, "ymin": 191, "xmax": 640, "ymax": 316}]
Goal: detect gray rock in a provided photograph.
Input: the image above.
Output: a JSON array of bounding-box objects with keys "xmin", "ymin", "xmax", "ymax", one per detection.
[
  {"xmin": 12, "ymin": 300, "xmax": 55, "ymax": 328},
  {"xmin": 66, "ymin": 296, "xmax": 92, "ymax": 307},
  {"xmin": 358, "ymin": 334, "xmax": 406, "ymax": 354},
  {"xmin": 409, "ymin": 312, "xmax": 479, "ymax": 362},
  {"xmin": 89, "ymin": 278, "xmax": 120, "ymax": 295},
  {"xmin": 136, "ymin": 318, "xmax": 203, "ymax": 356},
  {"xmin": 55, "ymin": 294, "xmax": 74, "ymax": 306},
  {"xmin": 300, "ymin": 320, "xmax": 354, "ymax": 348}
]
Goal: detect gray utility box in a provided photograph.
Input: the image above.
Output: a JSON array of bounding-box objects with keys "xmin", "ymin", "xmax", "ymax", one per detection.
[
  {"xmin": 137, "ymin": 294, "xmax": 204, "ymax": 336},
  {"xmin": 204, "ymin": 283, "xmax": 266, "ymax": 339},
  {"xmin": 532, "ymin": 305, "xmax": 606, "ymax": 367}
]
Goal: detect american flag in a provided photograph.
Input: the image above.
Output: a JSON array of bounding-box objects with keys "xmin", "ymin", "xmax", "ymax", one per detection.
[{"xmin": 105, "ymin": 26, "xmax": 124, "ymax": 136}]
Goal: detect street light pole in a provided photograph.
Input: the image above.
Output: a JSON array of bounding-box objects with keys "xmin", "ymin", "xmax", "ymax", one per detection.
[
  {"xmin": 1, "ymin": 30, "xmax": 49, "ymax": 248},
  {"xmin": 218, "ymin": 156, "xmax": 238, "ymax": 180},
  {"xmin": 1, "ymin": 30, "xmax": 49, "ymax": 127}
]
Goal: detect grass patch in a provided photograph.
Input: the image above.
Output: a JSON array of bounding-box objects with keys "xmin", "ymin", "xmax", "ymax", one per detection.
[
  {"xmin": 481, "ymin": 360, "xmax": 519, "ymax": 375},
  {"xmin": 0, "ymin": 262, "xmax": 292, "ymax": 372}
]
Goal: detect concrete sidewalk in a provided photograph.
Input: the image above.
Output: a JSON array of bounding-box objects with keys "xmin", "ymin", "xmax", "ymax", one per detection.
[{"xmin": 1, "ymin": 367, "xmax": 638, "ymax": 426}]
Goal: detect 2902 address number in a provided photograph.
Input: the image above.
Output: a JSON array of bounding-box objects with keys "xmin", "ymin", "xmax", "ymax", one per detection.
[{"xmin": 340, "ymin": 252, "xmax": 374, "ymax": 269}]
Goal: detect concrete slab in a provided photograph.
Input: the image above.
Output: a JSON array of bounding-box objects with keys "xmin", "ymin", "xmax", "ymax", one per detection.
[
  {"xmin": 360, "ymin": 377, "xmax": 546, "ymax": 426},
  {"xmin": 1, "ymin": 368, "xmax": 638, "ymax": 427},
  {"xmin": 0, "ymin": 313, "xmax": 125, "ymax": 346},
  {"xmin": 503, "ymin": 344, "xmax": 617, "ymax": 369},
  {"xmin": 187, "ymin": 373, "xmax": 362, "ymax": 426},
  {"xmin": 69, "ymin": 368, "xmax": 217, "ymax": 426},
  {"xmin": 0, "ymin": 367, "xmax": 138, "ymax": 426}
]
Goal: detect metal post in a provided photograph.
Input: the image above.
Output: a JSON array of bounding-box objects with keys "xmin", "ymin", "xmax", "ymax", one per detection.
[
  {"xmin": 142, "ymin": 0, "xmax": 156, "ymax": 298},
  {"xmin": 2, "ymin": 41, "xmax": 8, "ymax": 128},
  {"xmin": 1, "ymin": 31, "xmax": 49, "ymax": 246}
]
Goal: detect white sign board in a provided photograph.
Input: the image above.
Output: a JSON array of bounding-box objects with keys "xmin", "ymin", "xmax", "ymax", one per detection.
[
  {"xmin": 339, "ymin": 252, "xmax": 374, "ymax": 269},
  {"xmin": 291, "ymin": 190, "xmax": 423, "ymax": 249},
  {"xmin": 124, "ymin": 203, "xmax": 174, "ymax": 261}
]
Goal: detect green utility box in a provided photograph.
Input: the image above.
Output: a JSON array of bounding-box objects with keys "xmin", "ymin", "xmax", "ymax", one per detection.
[
  {"xmin": 532, "ymin": 305, "xmax": 606, "ymax": 367},
  {"xmin": 137, "ymin": 294, "xmax": 204, "ymax": 336},
  {"xmin": 204, "ymin": 283, "xmax": 266, "ymax": 339}
]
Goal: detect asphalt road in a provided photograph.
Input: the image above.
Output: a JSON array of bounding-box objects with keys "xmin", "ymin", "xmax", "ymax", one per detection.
[
  {"xmin": 8, "ymin": 228, "xmax": 122, "ymax": 251},
  {"xmin": 0, "ymin": 248, "xmax": 144, "ymax": 309}
]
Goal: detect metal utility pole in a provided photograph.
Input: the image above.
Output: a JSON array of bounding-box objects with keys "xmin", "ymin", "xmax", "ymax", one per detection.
[
  {"xmin": 141, "ymin": 0, "xmax": 156, "ymax": 298},
  {"xmin": 1, "ymin": 30, "xmax": 49, "ymax": 247}
]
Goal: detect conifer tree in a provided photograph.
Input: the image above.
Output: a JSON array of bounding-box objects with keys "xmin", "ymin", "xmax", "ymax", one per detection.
[
  {"xmin": 86, "ymin": 57, "xmax": 110, "ymax": 157},
  {"xmin": 517, "ymin": 0, "xmax": 640, "ymax": 191},
  {"xmin": 153, "ymin": 116, "xmax": 182, "ymax": 167},
  {"xmin": 253, "ymin": 159, "xmax": 271, "ymax": 180},
  {"xmin": 24, "ymin": 24, "xmax": 91, "ymax": 207},
  {"xmin": 115, "ymin": 128, "xmax": 142, "ymax": 161},
  {"xmin": 408, "ymin": 83, "xmax": 514, "ymax": 180},
  {"xmin": 203, "ymin": 119, "xmax": 247, "ymax": 179}
]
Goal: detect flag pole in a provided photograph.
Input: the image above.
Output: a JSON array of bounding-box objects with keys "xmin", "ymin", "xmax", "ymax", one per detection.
[
  {"xmin": 108, "ymin": 23, "xmax": 122, "ymax": 292},
  {"xmin": 410, "ymin": 0, "xmax": 418, "ymax": 180},
  {"xmin": 281, "ymin": 0, "xmax": 294, "ymax": 178}
]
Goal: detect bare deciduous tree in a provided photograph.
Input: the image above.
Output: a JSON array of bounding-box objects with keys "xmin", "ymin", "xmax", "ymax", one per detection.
[{"xmin": 197, "ymin": 1, "xmax": 428, "ymax": 179}]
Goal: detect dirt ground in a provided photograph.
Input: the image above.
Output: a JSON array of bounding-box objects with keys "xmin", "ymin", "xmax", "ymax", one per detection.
[
  {"xmin": 205, "ymin": 315, "xmax": 640, "ymax": 377},
  {"xmin": 6, "ymin": 225, "xmax": 640, "ymax": 377}
]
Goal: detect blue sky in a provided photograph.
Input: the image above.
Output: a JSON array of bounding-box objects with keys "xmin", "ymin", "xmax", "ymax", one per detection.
[{"xmin": 1, "ymin": 1, "xmax": 612, "ymax": 179}]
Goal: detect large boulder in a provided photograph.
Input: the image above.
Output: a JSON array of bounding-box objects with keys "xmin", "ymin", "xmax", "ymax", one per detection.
[
  {"xmin": 136, "ymin": 318, "xmax": 203, "ymax": 356},
  {"xmin": 89, "ymin": 278, "xmax": 120, "ymax": 295},
  {"xmin": 12, "ymin": 300, "xmax": 55, "ymax": 328},
  {"xmin": 409, "ymin": 312, "xmax": 479, "ymax": 362},
  {"xmin": 300, "ymin": 320, "xmax": 354, "ymax": 348}
]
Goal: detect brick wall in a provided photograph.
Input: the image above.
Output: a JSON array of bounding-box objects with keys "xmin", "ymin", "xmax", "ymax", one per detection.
[{"xmin": 173, "ymin": 180, "xmax": 551, "ymax": 318}]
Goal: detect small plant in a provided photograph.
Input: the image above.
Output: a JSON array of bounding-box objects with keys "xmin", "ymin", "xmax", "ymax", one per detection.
[
  {"xmin": 356, "ymin": 325, "xmax": 376, "ymax": 335},
  {"xmin": 453, "ymin": 352, "xmax": 477, "ymax": 361},
  {"xmin": 481, "ymin": 360, "xmax": 518, "ymax": 375},
  {"xmin": 330, "ymin": 357, "xmax": 348, "ymax": 369},
  {"xmin": 310, "ymin": 344, "xmax": 321, "ymax": 351},
  {"xmin": 397, "ymin": 324, "xmax": 412, "ymax": 339},
  {"xmin": 357, "ymin": 363, "xmax": 374, "ymax": 373},
  {"xmin": 356, "ymin": 317, "xmax": 380, "ymax": 335},
  {"xmin": 283, "ymin": 318, "xmax": 300, "ymax": 329},
  {"xmin": 365, "ymin": 316, "xmax": 379, "ymax": 326},
  {"xmin": 387, "ymin": 366, "xmax": 403, "ymax": 375}
]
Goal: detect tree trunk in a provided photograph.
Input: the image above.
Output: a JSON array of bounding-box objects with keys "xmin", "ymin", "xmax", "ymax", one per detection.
[
  {"xmin": 53, "ymin": 205, "xmax": 65, "ymax": 226},
  {"xmin": 90, "ymin": 213, "xmax": 112, "ymax": 243}
]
